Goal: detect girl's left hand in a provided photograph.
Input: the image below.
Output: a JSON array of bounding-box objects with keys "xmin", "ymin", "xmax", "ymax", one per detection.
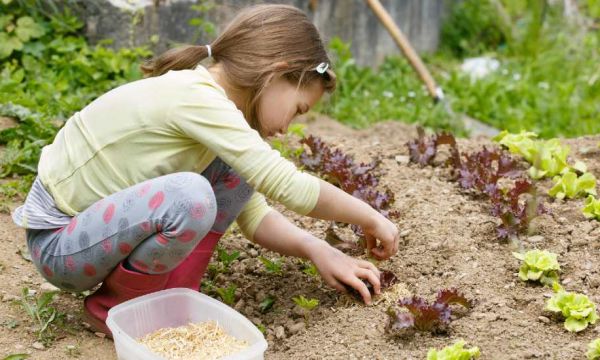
[{"xmin": 306, "ymin": 240, "xmax": 381, "ymax": 305}]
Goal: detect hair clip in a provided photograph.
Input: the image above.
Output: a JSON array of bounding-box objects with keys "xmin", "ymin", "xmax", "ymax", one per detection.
[{"xmin": 316, "ymin": 62, "xmax": 329, "ymax": 74}]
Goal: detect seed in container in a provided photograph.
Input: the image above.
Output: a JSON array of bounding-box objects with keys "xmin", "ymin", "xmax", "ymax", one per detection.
[{"xmin": 138, "ymin": 320, "xmax": 249, "ymax": 360}]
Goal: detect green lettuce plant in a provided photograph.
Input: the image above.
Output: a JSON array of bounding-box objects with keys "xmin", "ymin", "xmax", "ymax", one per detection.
[
  {"xmin": 587, "ymin": 338, "xmax": 600, "ymax": 360},
  {"xmin": 583, "ymin": 195, "xmax": 600, "ymax": 221},
  {"xmin": 427, "ymin": 340, "xmax": 480, "ymax": 360},
  {"xmin": 513, "ymin": 250, "xmax": 560, "ymax": 287},
  {"xmin": 493, "ymin": 131, "xmax": 570, "ymax": 179},
  {"xmin": 549, "ymin": 171, "xmax": 597, "ymax": 200},
  {"xmin": 545, "ymin": 284, "xmax": 598, "ymax": 332}
]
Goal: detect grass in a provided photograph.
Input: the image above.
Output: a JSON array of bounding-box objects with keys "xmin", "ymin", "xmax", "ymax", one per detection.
[{"xmin": 319, "ymin": 0, "xmax": 600, "ymax": 139}]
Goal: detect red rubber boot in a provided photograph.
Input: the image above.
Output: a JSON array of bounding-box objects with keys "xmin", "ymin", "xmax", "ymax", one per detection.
[
  {"xmin": 163, "ymin": 231, "xmax": 223, "ymax": 291},
  {"xmin": 83, "ymin": 262, "xmax": 169, "ymax": 338}
]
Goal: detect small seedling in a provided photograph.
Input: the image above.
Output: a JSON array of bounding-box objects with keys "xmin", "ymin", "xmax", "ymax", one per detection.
[
  {"xmin": 549, "ymin": 170, "xmax": 597, "ymax": 200},
  {"xmin": 259, "ymin": 256, "xmax": 283, "ymax": 275},
  {"xmin": 427, "ymin": 340, "xmax": 480, "ymax": 360},
  {"xmin": 259, "ymin": 296, "xmax": 275, "ymax": 314},
  {"xmin": 215, "ymin": 284, "xmax": 237, "ymax": 306},
  {"xmin": 254, "ymin": 323, "xmax": 266, "ymax": 335},
  {"xmin": 293, "ymin": 295, "xmax": 319, "ymax": 311},
  {"xmin": 583, "ymin": 195, "xmax": 600, "ymax": 221},
  {"xmin": 545, "ymin": 283, "xmax": 598, "ymax": 332},
  {"xmin": 513, "ymin": 249, "xmax": 560, "ymax": 287},
  {"xmin": 19, "ymin": 287, "xmax": 65, "ymax": 346},
  {"xmin": 217, "ymin": 246, "xmax": 240, "ymax": 271},
  {"xmin": 587, "ymin": 338, "xmax": 600, "ymax": 360},
  {"xmin": 387, "ymin": 288, "xmax": 472, "ymax": 335},
  {"xmin": 270, "ymin": 123, "xmax": 306, "ymax": 159},
  {"xmin": 3, "ymin": 354, "xmax": 30, "ymax": 360},
  {"xmin": 292, "ymin": 295, "xmax": 319, "ymax": 323},
  {"xmin": 300, "ymin": 261, "xmax": 319, "ymax": 277}
]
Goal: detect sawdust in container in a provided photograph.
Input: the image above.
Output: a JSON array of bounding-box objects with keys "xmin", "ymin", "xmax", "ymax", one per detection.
[{"xmin": 138, "ymin": 320, "xmax": 249, "ymax": 360}]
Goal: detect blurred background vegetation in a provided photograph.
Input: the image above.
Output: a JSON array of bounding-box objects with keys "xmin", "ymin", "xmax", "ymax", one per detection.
[{"xmin": 0, "ymin": 0, "xmax": 599, "ymax": 205}]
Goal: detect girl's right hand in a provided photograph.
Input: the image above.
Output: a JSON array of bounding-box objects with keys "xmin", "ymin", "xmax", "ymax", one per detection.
[{"xmin": 362, "ymin": 212, "xmax": 400, "ymax": 260}]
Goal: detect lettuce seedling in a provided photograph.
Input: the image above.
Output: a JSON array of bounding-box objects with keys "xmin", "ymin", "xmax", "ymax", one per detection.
[
  {"xmin": 587, "ymin": 338, "xmax": 600, "ymax": 360},
  {"xmin": 545, "ymin": 284, "xmax": 599, "ymax": 332},
  {"xmin": 300, "ymin": 135, "xmax": 397, "ymax": 220},
  {"xmin": 513, "ymin": 250, "xmax": 560, "ymax": 287},
  {"xmin": 490, "ymin": 179, "xmax": 546, "ymax": 241},
  {"xmin": 427, "ymin": 340, "xmax": 480, "ymax": 360},
  {"xmin": 406, "ymin": 127, "xmax": 461, "ymax": 168},
  {"xmin": 387, "ymin": 288, "xmax": 472, "ymax": 334},
  {"xmin": 549, "ymin": 171, "xmax": 597, "ymax": 200},
  {"xmin": 493, "ymin": 131, "xmax": 570, "ymax": 179},
  {"xmin": 258, "ymin": 256, "xmax": 283, "ymax": 275},
  {"xmin": 583, "ymin": 195, "xmax": 600, "ymax": 221},
  {"xmin": 457, "ymin": 147, "xmax": 523, "ymax": 196},
  {"xmin": 215, "ymin": 284, "xmax": 237, "ymax": 306}
]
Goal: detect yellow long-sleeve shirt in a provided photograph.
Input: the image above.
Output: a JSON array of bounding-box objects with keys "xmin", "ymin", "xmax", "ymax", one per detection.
[{"xmin": 37, "ymin": 65, "xmax": 320, "ymax": 240}]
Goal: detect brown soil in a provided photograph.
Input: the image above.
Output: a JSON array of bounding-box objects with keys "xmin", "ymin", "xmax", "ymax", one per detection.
[{"xmin": 1, "ymin": 117, "xmax": 600, "ymax": 359}]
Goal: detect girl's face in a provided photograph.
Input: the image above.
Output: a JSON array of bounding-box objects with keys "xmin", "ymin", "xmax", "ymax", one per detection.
[{"xmin": 258, "ymin": 77, "xmax": 325, "ymax": 138}]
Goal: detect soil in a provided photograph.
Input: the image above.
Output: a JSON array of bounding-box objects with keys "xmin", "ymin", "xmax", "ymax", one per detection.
[{"xmin": 1, "ymin": 116, "xmax": 600, "ymax": 359}]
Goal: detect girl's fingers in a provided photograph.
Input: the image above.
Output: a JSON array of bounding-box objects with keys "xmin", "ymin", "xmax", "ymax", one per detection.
[
  {"xmin": 358, "ymin": 259, "xmax": 380, "ymax": 278},
  {"xmin": 344, "ymin": 276, "xmax": 372, "ymax": 305},
  {"xmin": 365, "ymin": 233, "xmax": 376, "ymax": 256},
  {"xmin": 356, "ymin": 268, "xmax": 381, "ymax": 295}
]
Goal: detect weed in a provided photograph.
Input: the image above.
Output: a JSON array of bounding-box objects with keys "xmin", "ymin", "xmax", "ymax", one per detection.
[
  {"xmin": 215, "ymin": 284, "xmax": 237, "ymax": 306},
  {"xmin": 19, "ymin": 287, "xmax": 65, "ymax": 346},
  {"xmin": 258, "ymin": 256, "xmax": 283, "ymax": 275},
  {"xmin": 216, "ymin": 246, "xmax": 240, "ymax": 271}
]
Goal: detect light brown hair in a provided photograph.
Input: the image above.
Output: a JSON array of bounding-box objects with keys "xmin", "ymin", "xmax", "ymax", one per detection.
[{"xmin": 141, "ymin": 4, "xmax": 336, "ymax": 134}]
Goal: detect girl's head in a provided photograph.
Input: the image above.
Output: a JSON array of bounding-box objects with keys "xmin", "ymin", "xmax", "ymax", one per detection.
[{"xmin": 142, "ymin": 4, "xmax": 336, "ymax": 137}]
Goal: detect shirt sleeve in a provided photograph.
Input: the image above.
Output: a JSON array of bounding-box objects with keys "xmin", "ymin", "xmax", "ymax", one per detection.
[
  {"xmin": 236, "ymin": 192, "xmax": 273, "ymax": 241},
  {"xmin": 168, "ymin": 76, "xmax": 320, "ymax": 216}
]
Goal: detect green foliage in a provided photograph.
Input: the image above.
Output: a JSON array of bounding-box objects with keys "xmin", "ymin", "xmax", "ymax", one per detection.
[
  {"xmin": 258, "ymin": 296, "xmax": 275, "ymax": 314},
  {"xmin": 258, "ymin": 256, "xmax": 283, "ymax": 275},
  {"xmin": 427, "ymin": 340, "xmax": 481, "ymax": 360},
  {"xmin": 441, "ymin": 0, "xmax": 506, "ymax": 57},
  {"xmin": 216, "ymin": 246, "xmax": 240, "ymax": 271},
  {"xmin": 215, "ymin": 284, "xmax": 236, "ymax": 306},
  {"xmin": 545, "ymin": 283, "xmax": 599, "ymax": 332},
  {"xmin": 587, "ymin": 338, "xmax": 600, "ymax": 360},
  {"xmin": 269, "ymin": 123, "xmax": 306, "ymax": 159},
  {"xmin": 2, "ymin": 355, "xmax": 29, "ymax": 360},
  {"xmin": 583, "ymin": 195, "xmax": 600, "ymax": 221},
  {"xmin": 292, "ymin": 295, "xmax": 319, "ymax": 311},
  {"xmin": 319, "ymin": 37, "xmax": 465, "ymax": 134},
  {"xmin": 549, "ymin": 171, "xmax": 597, "ymax": 200},
  {"xmin": 493, "ymin": 130, "xmax": 570, "ymax": 179},
  {"xmin": 188, "ymin": 0, "xmax": 216, "ymax": 42},
  {"xmin": 300, "ymin": 260, "xmax": 319, "ymax": 277},
  {"xmin": 19, "ymin": 287, "xmax": 65, "ymax": 346},
  {"xmin": 513, "ymin": 249, "xmax": 560, "ymax": 287},
  {"xmin": 0, "ymin": 0, "xmax": 150, "ymax": 183}
]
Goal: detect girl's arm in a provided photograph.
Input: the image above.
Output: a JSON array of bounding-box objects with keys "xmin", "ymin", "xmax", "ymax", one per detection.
[
  {"xmin": 252, "ymin": 209, "xmax": 382, "ymax": 305},
  {"xmin": 308, "ymin": 179, "xmax": 399, "ymax": 260}
]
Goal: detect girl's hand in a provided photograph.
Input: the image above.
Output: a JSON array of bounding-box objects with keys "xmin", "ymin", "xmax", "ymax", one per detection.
[
  {"xmin": 307, "ymin": 240, "xmax": 381, "ymax": 305},
  {"xmin": 362, "ymin": 213, "xmax": 399, "ymax": 260}
]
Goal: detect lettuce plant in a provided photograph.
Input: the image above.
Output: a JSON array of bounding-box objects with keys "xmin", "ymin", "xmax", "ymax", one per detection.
[
  {"xmin": 587, "ymin": 338, "xmax": 600, "ymax": 360},
  {"xmin": 583, "ymin": 195, "xmax": 600, "ymax": 221},
  {"xmin": 545, "ymin": 284, "xmax": 599, "ymax": 332},
  {"xmin": 549, "ymin": 171, "xmax": 597, "ymax": 200},
  {"xmin": 493, "ymin": 131, "xmax": 570, "ymax": 179},
  {"xmin": 387, "ymin": 288, "xmax": 472, "ymax": 334},
  {"xmin": 406, "ymin": 127, "xmax": 461, "ymax": 168},
  {"xmin": 512, "ymin": 250, "xmax": 560, "ymax": 287},
  {"xmin": 427, "ymin": 340, "xmax": 481, "ymax": 360}
]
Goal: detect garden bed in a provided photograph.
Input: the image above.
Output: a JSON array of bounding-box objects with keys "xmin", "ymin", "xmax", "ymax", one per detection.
[{"xmin": 0, "ymin": 116, "xmax": 599, "ymax": 359}]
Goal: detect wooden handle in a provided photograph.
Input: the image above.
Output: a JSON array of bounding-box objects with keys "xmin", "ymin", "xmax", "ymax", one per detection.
[{"xmin": 364, "ymin": 0, "xmax": 441, "ymax": 100}]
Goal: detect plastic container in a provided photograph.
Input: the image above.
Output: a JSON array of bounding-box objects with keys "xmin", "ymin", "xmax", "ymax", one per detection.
[{"xmin": 106, "ymin": 288, "xmax": 268, "ymax": 360}]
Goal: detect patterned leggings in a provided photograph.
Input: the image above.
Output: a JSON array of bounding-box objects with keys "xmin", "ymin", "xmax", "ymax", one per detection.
[{"xmin": 25, "ymin": 158, "xmax": 254, "ymax": 292}]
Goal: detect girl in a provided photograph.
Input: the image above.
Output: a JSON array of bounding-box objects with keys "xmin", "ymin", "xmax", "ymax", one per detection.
[{"xmin": 12, "ymin": 4, "xmax": 399, "ymax": 337}]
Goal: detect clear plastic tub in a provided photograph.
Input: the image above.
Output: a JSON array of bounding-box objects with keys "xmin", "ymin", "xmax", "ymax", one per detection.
[{"xmin": 106, "ymin": 288, "xmax": 268, "ymax": 360}]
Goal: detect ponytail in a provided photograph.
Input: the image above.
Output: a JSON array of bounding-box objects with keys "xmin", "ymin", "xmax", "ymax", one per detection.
[{"xmin": 141, "ymin": 45, "xmax": 211, "ymax": 77}]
